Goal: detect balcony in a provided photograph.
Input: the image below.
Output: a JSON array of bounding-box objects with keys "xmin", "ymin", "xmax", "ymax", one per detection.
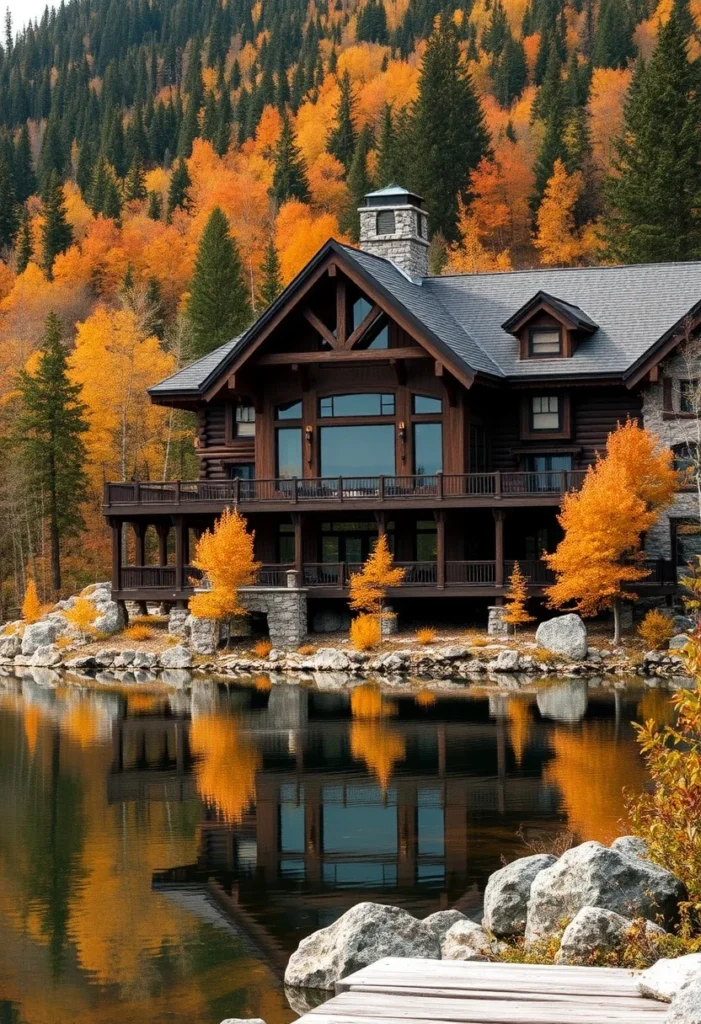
[{"xmin": 104, "ymin": 470, "xmax": 588, "ymax": 516}]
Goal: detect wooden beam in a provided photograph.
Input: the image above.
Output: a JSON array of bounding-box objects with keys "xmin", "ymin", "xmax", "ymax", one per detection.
[
  {"xmin": 649, "ymin": 365, "xmax": 660, "ymax": 383},
  {"xmin": 434, "ymin": 360, "xmax": 444, "ymax": 377},
  {"xmin": 256, "ymin": 347, "xmax": 430, "ymax": 366},
  {"xmin": 336, "ymin": 278, "xmax": 347, "ymax": 348},
  {"xmin": 390, "ymin": 357, "xmax": 406, "ymax": 385},
  {"xmin": 303, "ymin": 307, "xmax": 337, "ymax": 348},
  {"xmin": 345, "ymin": 303, "xmax": 383, "ymax": 350},
  {"xmin": 328, "ymin": 263, "xmax": 337, "ymax": 277}
]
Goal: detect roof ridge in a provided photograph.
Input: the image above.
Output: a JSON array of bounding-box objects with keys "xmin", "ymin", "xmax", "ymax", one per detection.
[{"xmin": 433, "ymin": 260, "xmax": 701, "ymax": 280}]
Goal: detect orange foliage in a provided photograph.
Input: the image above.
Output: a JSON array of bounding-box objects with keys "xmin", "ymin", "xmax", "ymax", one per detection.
[
  {"xmin": 350, "ymin": 682, "xmax": 393, "ymax": 719},
  {"xmin": 588, "ymin": 68, "xmax": 632, "ymax": 176},
  {"xmin": 21, "ymin": 577, "xmax": 43, "ymax": 623},
  {"xmin": 534, "ymin": 159, "xmax": 591, "ymax": 266},
  {"xmin": 275, "ymin": 200, "xmax": 347, "ymax": 284},
  {"xmin": 507, "ymin": 697, "xmax": 532, "ymax": 766},
  {"xmin": 189, "ymin": 508, "xmax": 261, "ymax": 625},
  {"xmin": 503, "ymin": 562, "xmax": 535, "ymax": 629},
  {"xmin": 350, "ymin": 720, "xmax": 406, "ymax": 789},
  {"xmin": 349, "ymin": 534, "xmax": 406, "ymax": 614},
  {"xmin": 415, "ymin": 687, "xmax": 437, "ymax": 707},
  {"xmin": 64, "ymin": 596, "xmax": 98, "ymax": 635},
  {"xmin": 189, "ymin": 713, "xmax": 261, "ymax": 823},
  {"xmin": 350, "ymin": 613, "xmax": 382, "ymax": 650}
]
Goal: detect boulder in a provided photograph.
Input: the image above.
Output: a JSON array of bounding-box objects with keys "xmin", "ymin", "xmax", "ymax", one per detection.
[
  {"xmin": 114, "ymin": 649, "xmax": 136, "ymax": 667},
  {"xmin": 491, "ymin": 650, "xmax": 521, "ymax": 672},
  {"xmin": 536, "ymin": 680, "xmax": 589, "ymax": 723},
  {"xmin": 29, "ymin": 644, "xmax": 62, "ymax": 667},
  {"xmin": 535, "ymin": 614, "xmax": 588, "ymax": 660},
  {"xmin": 313, "ymin": 648, "xmax": 350, "ymax": 672},
  {"xmin": 666, "ymin": 975, "xmax": 701, "ymax": 1024},
  {"xmin": 638, "ymin": 955, "xmax": 701, "ymax": 1003},
  {"xmin": 483, "ymin": 854, "xmax": 558, "ymax": 937},
  {"xmin": 525, "ymin": 841, "xmax": 685, "ymax": 945},
  {"xmin": 21, "ymin": 620, "xmax": 60, "ymax": 655},
  {"xmin": 673, "ymin": 615, "xmax": 695, "ymax": 633},
  {"xmin": 610, "ymin": 835, "xmax": 650, "ymax": 861},
  {"xmin": 159, "ymin": 645, "xmax": 192, "ymax": 669},
  {"xmin": 442, "ymin": 645, "xmax": 469, "ymax": 660},
  {"xmin": 423, "ymin": 909, "xmax": 467, "ymax": 941},
  {"xmin": 84, "ymin": 585, "xmax": 126, "ymax": 634},
  {"xmin": 284, "ymin": 902, "xmax": 440, "ymax": 990},
  {"xmin": 133, "ymin": 651, "xmax": 158, "ymax": 669},
  {"xmin": 555, "ymin": 907, "xmax": 630, "ymax": 963},
  {"xmin": 64, "ymin": 655, "xmax": 97, "ymax": 670},
  {"xmin": 669, "ymin": 635, "xmax": 690, "ymax": 651},
  {"xmin": 0, "ymin": 634, "xmax": 21, "ymax": 658},
  {"xmin": 441, "ymin": 920, "xmax": 493, "ymax": 961}
]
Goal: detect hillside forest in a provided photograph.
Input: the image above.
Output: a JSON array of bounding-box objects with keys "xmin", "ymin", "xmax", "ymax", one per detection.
[{"xmin": 0, "ymin": 0, "xmax": 699, "ymax": 611}]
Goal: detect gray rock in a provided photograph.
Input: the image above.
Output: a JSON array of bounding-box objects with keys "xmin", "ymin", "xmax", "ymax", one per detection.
[
  {"xmin": 666, "ymin": 974, "xmax": 701, "ymax": 1024},
  {"xmin": 483, "ymin": 854, "xmax": 558, "ymax": 937},
  {"xmin": 423, "ymin": 909, "xmax": 467, "ymax": 941},
  {"xmin": 673, "ymin": 615, "xmax": 695, "ymax": 633},
  {"xmin": 284, "ymin": 901, "xmax": 440, "ymax": 990},
  {"xmin": 442, "ymin": 645, "xmax": 469, "ymax": 660},
  {"xmin": 21, "ymin": 619, "xmax": 60, "ymax": 655},
  {"xmin": 535, "ymin": 614, "xmax": 588, "ymax": 660},
  {"xmin": 638, "ymin": 955, "xmax": 701, "ymax": 1003},
  {"xmin": 537, "ymin": 680, "xmax": 589, "ymax": 723},
  {"xmin": 91, "ymin": 596, "xmax": 126, "ymax": 634},
  {"xmin": 114, "ymin": 649, "xmax": 136, "ymax": 667},
  {"xmin": 188, "ymin": 614, "xmax": 219, "ymax": 654},
  {"xmin": 441, "ymin": 919, "xmax": 493, "ymax": 961},
  {"xmin": 161, "ymin": 668, "xmax": 193, "ymax": 688},
  {"xmin": 610, "ymin": 835, "xmax": 650, "ymax": 861},
  {"xmin": 0, "ymin": 634, "xmax": 21, "ymax": 658},
  {"xmin": 64, "ymin": 655, "xmax": 97, "ymax": 670},
  {"xmin": 159, "ymin": 645, "xmax": 192, "ymax": 669},
  {"xmin": 669, "ymin": 635, "xmax": 690, "ymax": 651},
  {"xmin": 313, "ymin": 648, "xmax": 350, "ymax": 672},
  {"xmin": 29, "ymin": 644, "xmax": 62, "ymax": 667},
  {"xmin": 168, "ymin": 608, "xmax": 191, "ymax": 637},
  {"xmin": 491, "ymin": 649, "xmax": 521, "ymax": 672},
  {"xmin": 133, "ymin": 651, "xmax": 158, "ymax": 669},
  {"xmin": 220, "ymin": 1019, "xmax": 266, "ymax": 1024},
  {"xmin": 556, "ymin": 907, "xmax": 630, "ymax": 963},
  {"xmin": 95, "ymin": 648, "xmax": 118, "ymax": 667},
  {"xmin": 525, "ymin": 842, "xmax": 686, "ymax": 945}
]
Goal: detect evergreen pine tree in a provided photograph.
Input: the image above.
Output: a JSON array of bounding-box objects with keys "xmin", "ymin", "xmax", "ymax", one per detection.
[
  {"xmin": 147, "ymin": 190, "xmax": 163, "ymax": 220},
  {"xmin": 16, "ymin": 208, "xmax": 32, "ymax": 274},
  {"xmin": 103, "ymin": 175, "xmax": 123, "ymax": 220},
  {"xmin": 125, "ymin": 157, "xmax": 147, "ymax": 201},
  {"xmin": 327, "ymin": 70, "xmax": 357, "ymax": 172},
  {"xmin": 167, "ymin": 158, "xmax": 192, "ymax": 219},
  {"xmin": 14, "ymin": 124, "xmax": 36, "ymax": 203},
  {"xmin": 0, "ymin": 156, "xmax": 19, "ymax": 250},
  {"xmin": 270, "ymin": 109, "xmax": 310, "ymax": 203},
  {"xmin": 376, "ymin": 104, "xmax": 397, "ymax": 186},
  {"xmin": 340, "ymin": 125, "xmax": 374, "ymax": 240},
  {"xmin": 258, "ymin": 235, "xmax": 283, "ymax": 307},
  {"xmin": 16, "ymin": 312, "xmax": 89, "ymax": 592},
  {"xmin": 494, "ymin": 34, "xmax": 528, "ymax": 106},
  {"xmin": 89, "ymin": 156, "xmax": 109, "ymax": 216},
  {"xmin": 188, "ymin": 207, "xmax": 252, "ymax": 356},
  {"xmin": 41, "ymin": 171, "xmax": 73, "ymax": 279},
  {"xmin": 593, "ymin": 0, "xmax": 636, "ymax": 69},
  {"xmin": 412, "ymin": 15, "xmax": 490, "ymax": 240},
  {"xmin": 603, "ymin": 11, "xmax": 701, "ymax": 262}
]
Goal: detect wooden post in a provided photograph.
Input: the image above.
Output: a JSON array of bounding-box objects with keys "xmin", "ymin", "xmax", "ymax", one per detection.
[
  {"xmin": 435, "ymin": 510, "xmax": 445, "ymax": 590},
  {"xmin": 174, "ymin": 517, "xmax": 185, "ymax": 592},
  {"xmin": 292, "ymin": 513, "xmax": 303, "ymax": 575},
  {"xmin": 493, "ymin": 509, "xmax": 505, "ymax": 588},
  {"xmin": 134, "ymin": 522, "xmax": 147, "ymax": 566},
  {"xmin": 375, "ymin": 511, "xmax": 387, "ymax": 539},
  {"xmin": 111, "ymin": 519, "xmax": 122, "ymax": 592}
]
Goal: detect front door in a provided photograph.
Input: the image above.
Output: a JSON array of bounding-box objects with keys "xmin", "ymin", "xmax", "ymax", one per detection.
[{"xmin": 321, "ymin": 522, "xmax": 378, "ymax": 567}]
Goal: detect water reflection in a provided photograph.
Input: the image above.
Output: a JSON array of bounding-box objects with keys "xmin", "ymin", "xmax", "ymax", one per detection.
[{"xmin": 0, "ymin": 674, "xmax": 667, "ymax": 1024}]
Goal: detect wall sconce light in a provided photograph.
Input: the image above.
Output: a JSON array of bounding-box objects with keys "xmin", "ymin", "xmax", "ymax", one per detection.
[
  {"xmin": 305, "ymin": 425, "xmax": 313, "ymax": 442},
  {"xmin": 398, "ymin": 421, "xmax": 406, "ymax": 442}
]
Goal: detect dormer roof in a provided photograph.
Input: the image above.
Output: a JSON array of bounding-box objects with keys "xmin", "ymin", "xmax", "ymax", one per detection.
[{"xmin": 501, "ymin": 290, "xmax": 599, "ymax": 335}]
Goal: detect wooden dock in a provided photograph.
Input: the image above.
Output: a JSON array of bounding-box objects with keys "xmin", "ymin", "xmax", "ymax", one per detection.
[{"xmin": 295, "ymin": 957, "xmax": 668, "ymax": 1024}]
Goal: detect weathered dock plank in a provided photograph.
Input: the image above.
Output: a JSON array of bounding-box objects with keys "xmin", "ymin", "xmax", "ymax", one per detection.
[{"xmin": 294, "ymin": 957, "xmax": 668, "ymax": 1024}]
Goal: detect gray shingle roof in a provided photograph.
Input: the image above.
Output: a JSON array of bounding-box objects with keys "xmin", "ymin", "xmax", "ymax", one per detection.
[{"xmin": 149, "ymin": 241, "xmax": 701, "ymax": 397}]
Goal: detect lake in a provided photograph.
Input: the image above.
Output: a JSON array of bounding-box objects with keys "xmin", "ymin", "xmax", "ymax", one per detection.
[{"xmin": 0, "ymin": 672, "xmax": 674, "ymax": 1024}]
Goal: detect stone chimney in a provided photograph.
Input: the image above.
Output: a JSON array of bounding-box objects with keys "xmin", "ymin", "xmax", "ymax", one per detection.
[{"xmin": 358, "ymin": 184, "xmax": 429, "ymax": 278}]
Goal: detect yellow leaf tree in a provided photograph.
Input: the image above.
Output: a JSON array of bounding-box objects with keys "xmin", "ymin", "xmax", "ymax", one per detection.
[
  {"xmin": 545, "ymin": 421, "xmax": 677, "ymax": 643},
  {"xmin": 22, "ymin": 577, "xmax": 43, "ymax": 623},
  {"xmin": 349, "ymin": 534, "xmax": 405, "ymax": 641},
  {"xmin": 189, "ymin": 508, "xmax": 261, "ymax": 644},
  {"xmin": 534, "ymin": 158, "xmax": 590, "ymax": 267},
  {"xmin": 503, "ymin": 562, "xmax": 535, "ymax": 633}
]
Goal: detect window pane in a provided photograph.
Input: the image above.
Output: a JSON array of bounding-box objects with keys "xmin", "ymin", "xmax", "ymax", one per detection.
[
  {"xmin": 413, "ymin": 423, "xmax": 442, "ymax": 474},
  {"xmin": 416, "ymin": 530, "xmax": 437, "ymax": 561},
  {"xmin": 676, "ymin": 521, "xmax": 701, "ymax": 566},
  {"xmin": 276, "ymin": 400, "xmax": 302, "ymax": 419},
  {"xmin": 531, "ymin": 329, "xmax": 561, "ymax": 354},
  {"xmin": 226, "ymin": 463, "xmax": 255, "ymax": 479},
  {"xmin": 321, "ymin": 425, "xmax": 395, "ymax": 476},
  {"xmin": 413, "ymin": 394, "xmax": 442, "ymax": 414},
  {"xmin": 359, "ymin": 323, "xmax": 388, "ymax": 349},
  {"xmin": 353, "ymin": 296, "xmax": 372, "ymax": 329},
  {"xmin": 276, "ymin": 428, "xmax": 302, "ymax": 478},
  {"xmin": 319, "ymin": 393, "xmax": 395, "ymax": 417},
  {"xmin": 524, "ymin": 455, "xmax": 572, "ymax": 472},
  {"xmin": 280, "ymin": 802, "xmax": 305, "ymax": 853},
  {"xmin": 532, "ymin": 395, "xmax": 560, "ymax": 430},
  {"xmin": 680, "ymin": 380, "xmax": 698, "ymax": 414}
]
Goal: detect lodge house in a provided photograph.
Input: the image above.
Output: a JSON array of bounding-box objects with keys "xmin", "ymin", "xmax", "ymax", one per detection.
[{"xmin": 103, "ymin": 185, "xmax": 701, "ymax": 632}]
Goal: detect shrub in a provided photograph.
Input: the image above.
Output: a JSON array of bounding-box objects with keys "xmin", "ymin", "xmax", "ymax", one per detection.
[
  {"xmin": 637, "ymin": 608, "xmax": 675, "ymax": 650},
  {"xmin": 56, "ymin": 635, "xmax": 73, "ymax": 650},
  {"xmin": 350, "ymin": 613, "xmax": 381, "ymax": 651},
  {"xmin": 123, "ymin": 624, "xmax": 153, "ymax": 642},
  {"xmin": 297, "ymin": 643, "xmax": 315, "ymax": 655},
  {"xmin": 534, "ymin": 647, "xmax": 561, "ymax": 664},
  {"xmin": 416, "ymin": 627, "xmax": 436, "ymax": 645},
  {"xmin": 64, "ymin": 596, "xmax": 98, "ymax": 635},
  {"xmin": 626, "ymin": 640, "xmax": 701, "ymax": 917},
  {"xmin": 253, "ymin": 639, "xmax": 272, "ymax": 658},
  {"xmin": 253, "ymin": 673, "xmax": 272, "ymax": 690},
  {"xmin": 470, "ymin": 637, "xmax": 489, "ymax": 648},
  {"xmin": 22, "ymin": 578, "xmax": 43, "ymax": 623}
]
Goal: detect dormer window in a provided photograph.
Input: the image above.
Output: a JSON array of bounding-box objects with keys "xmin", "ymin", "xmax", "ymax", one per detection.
[
  {"xmin": 376, "ymin": 210, "xmax": 395, "ymax": 235},
  {"xmin": 529, "ymin": 327, "xmax": 561, "ymax": 357}
]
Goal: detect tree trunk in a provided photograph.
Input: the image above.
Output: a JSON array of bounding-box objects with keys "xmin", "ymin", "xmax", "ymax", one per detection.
[{"xmin": 612, "ymin": 597, "xmax": 621, "ymax": 645}]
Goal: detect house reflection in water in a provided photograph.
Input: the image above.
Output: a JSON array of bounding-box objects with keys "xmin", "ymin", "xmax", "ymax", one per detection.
[{"xmin": 106, "ymin": 680, "xmax": 645, "ymax": 966}]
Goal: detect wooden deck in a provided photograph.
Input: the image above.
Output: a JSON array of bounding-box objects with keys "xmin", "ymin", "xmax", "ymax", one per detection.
[{"xmin": 295, "ymin": 958, "xmax": 667, "ymax": 1024}]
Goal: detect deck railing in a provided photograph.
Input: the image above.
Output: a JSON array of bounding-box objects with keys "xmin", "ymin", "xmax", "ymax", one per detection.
[{"xmin": 105, "ymin": 470, "xmax": 587, "ymax": 507}]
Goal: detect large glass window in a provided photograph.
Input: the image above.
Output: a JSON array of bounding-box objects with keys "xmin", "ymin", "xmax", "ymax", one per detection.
[
  {"xmin": 226, "ymin": 463, "xmax": 255, "ymax": 479},
  {"xmin": 413, "ymin": 423, "xmax": 442, "ymax": 475},
  {"xmin": 531, "ymin": 395, "xmax": 560, "ymax": 431},
  {"xmin": 351, "ymin": 298, "xmax": 388, "ymax": 349},
  {"xmin": 523, "ymin": 454, "xmax": 572, "ymax": 472},
  {"xmin": 416, "ymin": 520, "xmax": 437, "ymax": 561},
  {"xmin": 276, "ymin": 427, "xmax": 302, "ymax": 478},
  {"xmin": 320, "ymin": 425, "xmax": 395, "ymax": 476},
  {"xmin": 278, "ymin": 523, "xmax": 295, "ymax": 563},
  {"xmin": 276, "ymin": 400, "xmax": 302, "ymax": 419},
  {"xmin": 675, "ymin": 520, "xmax": 701, "ymax": 567},
  {"xmin": 412, "ymin": 394, "xmax": 442, "ymax": 414},
  {"xmin": 319, "ymin": 393, "xmax": 395, "ymax": 417}
]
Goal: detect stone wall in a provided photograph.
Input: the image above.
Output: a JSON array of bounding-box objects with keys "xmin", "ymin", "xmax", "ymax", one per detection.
[
  {"xmin": 642, "ymin": 344, "xmax": 701, "ymax": 560},
  {"xmin": 238, "ymin": 585, "xmax": 308, "ymax": 649},
  {"xmin": 358, "ymin": 205, "xmax": 429, "ymax": 277}
]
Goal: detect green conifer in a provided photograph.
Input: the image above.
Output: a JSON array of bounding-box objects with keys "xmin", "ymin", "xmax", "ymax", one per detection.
[
  {"xmin": 125, "ymin": 157, "xmax": 147, "ymax": 202},
  {"xmin": 147, "ymin": 190, "xmax": 163, "ymax": 221},
  {"xmin": 41, "ymin": 171, "xmax": 73, "ymax": 279},
  {"xmin": 327, "ymin": 70, "xmax": 357, "ymax": 172},
  {"xmin": 270, "ymin": 109, "xmax": 310, "ymax": 204},
  {"xmin": 593, "ymin": 0, "xmax": 636, "ymax": 69},
  {"xmin": 167, "ymin": 158, "xmax": 192, "ymax": 220},
  {"xmin": 494, "ymin": 34, "xmax": 527, "ymax": 106},
  {"xmin": 603, "ymin": 11, "xmax": 701, "ymax": 262},
  {"xmin": 17, "ymin": 312, "xmax": 89, "ymax": 592},
  {"xmin": 14, "ymin": 124, "xmax": 36, "ymax": 203},
  {"xmin": 258, "ymin": 236, "xmax": 283, "ymax": 308},
  {"xmin": 0, "ymin": 155, "xmax": 19, "ymax": 250},
  {"xmin": 340, "ymin": 125, "xmax": 374, "ymax": 241},
  {"xmin": 16, "ymin": 208, "xmax": 32, "ymax": 274},
  {"xmin": 188, "ymin": 207, "xmax": 252, "ymax": 356},
  {"xmin": 376, "ymin": 104, "xmax": 397, "ymax": 187}
]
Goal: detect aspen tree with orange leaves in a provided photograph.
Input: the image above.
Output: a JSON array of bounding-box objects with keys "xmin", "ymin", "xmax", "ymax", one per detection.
[
  {"xmin": 545, "ymin": 421, "xmax": 677, "ymax": 643},
  {"xmin": 349, "ymin": 534, "xmax": 405, "ymax": 642},
  {"xmin": 189, "ymin": 508, "xmax": 261, "ymax": 644},
  {"xmin": 503, "ymin": 562, "xmax": 535, "ymax": 633}
]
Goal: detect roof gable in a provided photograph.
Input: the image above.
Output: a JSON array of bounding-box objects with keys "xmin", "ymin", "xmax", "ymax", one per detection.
[{"xmin": 501, "ymin": 290, "xmax": 598, "ymax": 335}]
